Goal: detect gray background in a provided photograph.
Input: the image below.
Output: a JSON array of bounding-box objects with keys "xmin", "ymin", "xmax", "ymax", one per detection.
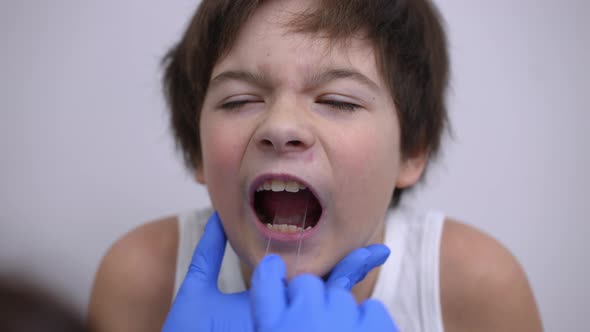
[{"xmin": 1, "ymin": 0, "xmax": 588, "ymax": 330}]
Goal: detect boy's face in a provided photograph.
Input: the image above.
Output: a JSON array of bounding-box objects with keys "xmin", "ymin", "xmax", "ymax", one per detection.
[{"xmin": 197, "ymin": 0, "xmax": 424, "ymax": 279}]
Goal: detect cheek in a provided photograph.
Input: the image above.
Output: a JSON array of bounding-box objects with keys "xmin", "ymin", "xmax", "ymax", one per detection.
[
  {"xmin": 200, "ymin": 118, "xmax": 253, "ymax": 241},
  {"xmin": 330, "ymin": 121, "xmax": 400, "ymax": 228},
  {"xmin": 200, "ymin": 118, "xmax": 247, "ymax": 179},
  {"xmin": 337, "ymin": 130, "xmax": 399, "ymax": 192},
  {"xmin": 199, "ymin": 117, "xmax": 252, "ymax": 217}
]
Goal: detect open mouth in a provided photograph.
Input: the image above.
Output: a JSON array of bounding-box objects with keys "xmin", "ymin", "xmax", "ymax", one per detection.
[{"xmin": 252, "ymin": 177, "xmax": 322, "ymax": 233}]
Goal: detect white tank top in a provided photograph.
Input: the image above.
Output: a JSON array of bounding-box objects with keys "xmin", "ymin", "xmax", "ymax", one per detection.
[{"xmin": 173, "ymin": 205, "xmax": 445, "ymax": 332}]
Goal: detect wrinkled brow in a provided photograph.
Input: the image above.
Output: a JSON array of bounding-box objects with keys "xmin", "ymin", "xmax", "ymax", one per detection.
[
  {"xmin": 209, "ymin": 68, "xmax": 380, "ymax": 92},
  {"xmin": 307, "ymin": 68, "xmax": 380, "ymax": 92},
  {"xmin": 209, "ymin": 70, "xmax": 273, "ymax": 90}
]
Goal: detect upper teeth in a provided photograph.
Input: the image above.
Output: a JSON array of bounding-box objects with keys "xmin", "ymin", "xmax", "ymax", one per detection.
[{"xmin": 256, "ymin": 179, "xmax": 307, "ymax": 193}]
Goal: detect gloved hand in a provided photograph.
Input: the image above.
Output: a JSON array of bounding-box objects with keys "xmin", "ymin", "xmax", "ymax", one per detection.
[
  {"xmin": 250, "ymin": 255, "xmax": 399, "ymax": 332},
  {"xmin": 162, "ymin": 211, "xmax": 391, "ymax": 332},
  {"xmin": 162, "ymin": 211, "xmax": 252, "ymax": 332}
]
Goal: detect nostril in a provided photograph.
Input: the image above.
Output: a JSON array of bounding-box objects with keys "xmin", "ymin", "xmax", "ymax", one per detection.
[
  {"xmin": 259, "ymin": 138, "xmax": 304, "ymax": 150},
  {"xmin": 286, "ymin": 140, "xmax": 303, "ymax": 148}
]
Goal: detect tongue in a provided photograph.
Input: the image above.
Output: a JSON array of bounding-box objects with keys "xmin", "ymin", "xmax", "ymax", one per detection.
[{"xmin": 258, "ymin": 191, "xmax": 312, "ymax": 226}]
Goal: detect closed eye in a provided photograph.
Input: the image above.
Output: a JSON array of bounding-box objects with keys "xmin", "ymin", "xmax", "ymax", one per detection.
[
  {"xmin": 318, "ymin": 100, "xmax": 361, "ymax": 112},
  {"xmin": 220, "ymin": 100, "xmax": 262, "ymax": 110}
]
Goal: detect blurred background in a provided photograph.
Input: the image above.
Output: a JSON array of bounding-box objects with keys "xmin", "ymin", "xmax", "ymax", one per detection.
[{"xmin": 0, "ymin": 0, "xmax": 588, "ymax": 330}]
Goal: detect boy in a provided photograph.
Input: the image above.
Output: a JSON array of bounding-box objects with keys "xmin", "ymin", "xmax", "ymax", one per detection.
[{"xmin": 89, "ymin": 0, "xmax": 542, "ymax": 331}]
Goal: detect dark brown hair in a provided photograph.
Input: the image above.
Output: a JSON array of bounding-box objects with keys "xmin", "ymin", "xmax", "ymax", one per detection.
[{"xmin": 162, "ymin": 0, "xmax": 449, "ymax": 205}]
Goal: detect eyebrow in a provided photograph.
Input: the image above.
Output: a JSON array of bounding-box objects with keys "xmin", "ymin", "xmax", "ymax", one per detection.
[
  {"xmin": 209, "ymin": 68, "xmax": 380, "ymax": 92},
  {"xmin": 209, "ymin": 70, "xmax": 273, "ymax": 91},
  {"xmin": 307, "ymin": 68, "xmax": 380, "ymax": 92}
]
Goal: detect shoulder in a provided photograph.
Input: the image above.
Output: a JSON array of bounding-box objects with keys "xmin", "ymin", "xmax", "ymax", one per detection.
[
  {"xmin": 439, "ymin": 219, "xmax": 543, "ymax": 332},
  {"xmin": 88, "ymin": 216, "xmax": 179, "ymax": 332}
]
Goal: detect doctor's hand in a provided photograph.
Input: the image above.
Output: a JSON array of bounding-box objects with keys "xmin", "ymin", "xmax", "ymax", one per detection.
[
  {"xmin": 162, "ymin": 211, "xmax": 391, "ymax": 332},
  {"xmin": 250, "ymin": 255, "xmax": 399, "ymax": 332},
  {"xmin": 162, "ymin": 211, "xmax": 252, "ymax": 332}
]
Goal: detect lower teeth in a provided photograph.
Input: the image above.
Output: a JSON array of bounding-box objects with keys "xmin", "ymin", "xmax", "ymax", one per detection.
[{"xmin": 266, "ymin": 223, "xmax": 312, "ymax": 233}]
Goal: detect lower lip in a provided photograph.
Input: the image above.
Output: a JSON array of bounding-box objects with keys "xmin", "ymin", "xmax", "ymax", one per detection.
[{"xmin": 252, "ymin": 213, "xmax": 321, "ymax": 243}]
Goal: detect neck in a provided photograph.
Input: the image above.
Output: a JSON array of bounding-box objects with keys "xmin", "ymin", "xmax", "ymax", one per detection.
[
  {"xmin": 351, "ymin": 264, "xmax": 381, "ymax": 302},
  {"xmin": 240, "ymin": 259, "xmax": 381, "ymax": 303}
]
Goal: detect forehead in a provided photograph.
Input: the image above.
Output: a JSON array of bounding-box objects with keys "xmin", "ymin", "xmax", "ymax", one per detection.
[{"xmin": 211, "ymin": 0, "xmax": 383, "ymax": 89}]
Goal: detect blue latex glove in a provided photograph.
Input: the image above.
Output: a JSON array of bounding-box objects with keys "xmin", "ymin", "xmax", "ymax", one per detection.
[
  {"xmin": 250, "ymin": 255, "xmax": 399, "ymax": 332},
  {"xmin": 162, "ymin": 211, "xmax": 252, "ymax": 332},
  {"xmin": 162, "ymin": 211, "xmax": 391, "ymax": 331}
]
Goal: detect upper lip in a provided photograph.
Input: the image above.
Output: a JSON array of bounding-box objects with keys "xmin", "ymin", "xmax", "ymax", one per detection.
[{"xmin": 249, "ymin": 173, "xmax": 323, "ymax": 210}]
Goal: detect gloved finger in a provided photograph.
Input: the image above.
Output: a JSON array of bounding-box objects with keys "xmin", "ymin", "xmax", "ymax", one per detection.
[
  {"xmin": 250, "ymin": 254, "xmax": 288, "ymax": 330},
  {"xmin": 359, "ymin": 299, "xmax": 399, "ymax": 331},
  {"xmin": 326, "ymin": 286, "xmax": 358, "ymax": 321},
  {"xmin": 326, "ymin": 244, "xmax": 390, "ymax": 290},
  {"xmin": 185, "ymin": 211, "xmax": 227, "ymax": 290},
  {"xmin": 287, "ymin": 274, "xmax": 325, "ymax": 313}
]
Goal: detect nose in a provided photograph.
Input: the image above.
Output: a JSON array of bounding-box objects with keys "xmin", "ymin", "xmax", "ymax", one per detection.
[{"xmin": 253, "ymin": 99, "xmax": 315, "ymax": 154}]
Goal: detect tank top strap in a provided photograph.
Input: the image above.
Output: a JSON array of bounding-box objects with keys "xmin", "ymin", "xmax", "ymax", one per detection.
[
  {"xmin": 173, "ymin": 208, "xmax": 245, "ymax": 299},
  {"xmin": 372, "ymin": 206, "xmax": 446, "ymax": 332}
]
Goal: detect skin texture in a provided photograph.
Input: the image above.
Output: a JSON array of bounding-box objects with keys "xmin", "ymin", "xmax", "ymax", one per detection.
[
  {"xmin": 195, "ymin": 0, "xmax": 424, "ymax": 286},
  {"xmin": 440, "ymin": 221, "xmax": 543, "ymax": 331},
  {"xmin": 88, "ymin": 218, "xmax": 178, "ymax": 332},
  {"xmin": 88, "ymin": 1, "xmax": 543, "ymax": 331}
]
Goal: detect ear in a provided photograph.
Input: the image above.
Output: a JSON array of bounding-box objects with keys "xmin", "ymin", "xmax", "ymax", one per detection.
[
  {"xmin": 195, "ymin": 165, "xmax": 206, "ymax": 185},
  {"xmin": 395, "ymin": 152, "xmax": 428, "ymax": 188}
]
